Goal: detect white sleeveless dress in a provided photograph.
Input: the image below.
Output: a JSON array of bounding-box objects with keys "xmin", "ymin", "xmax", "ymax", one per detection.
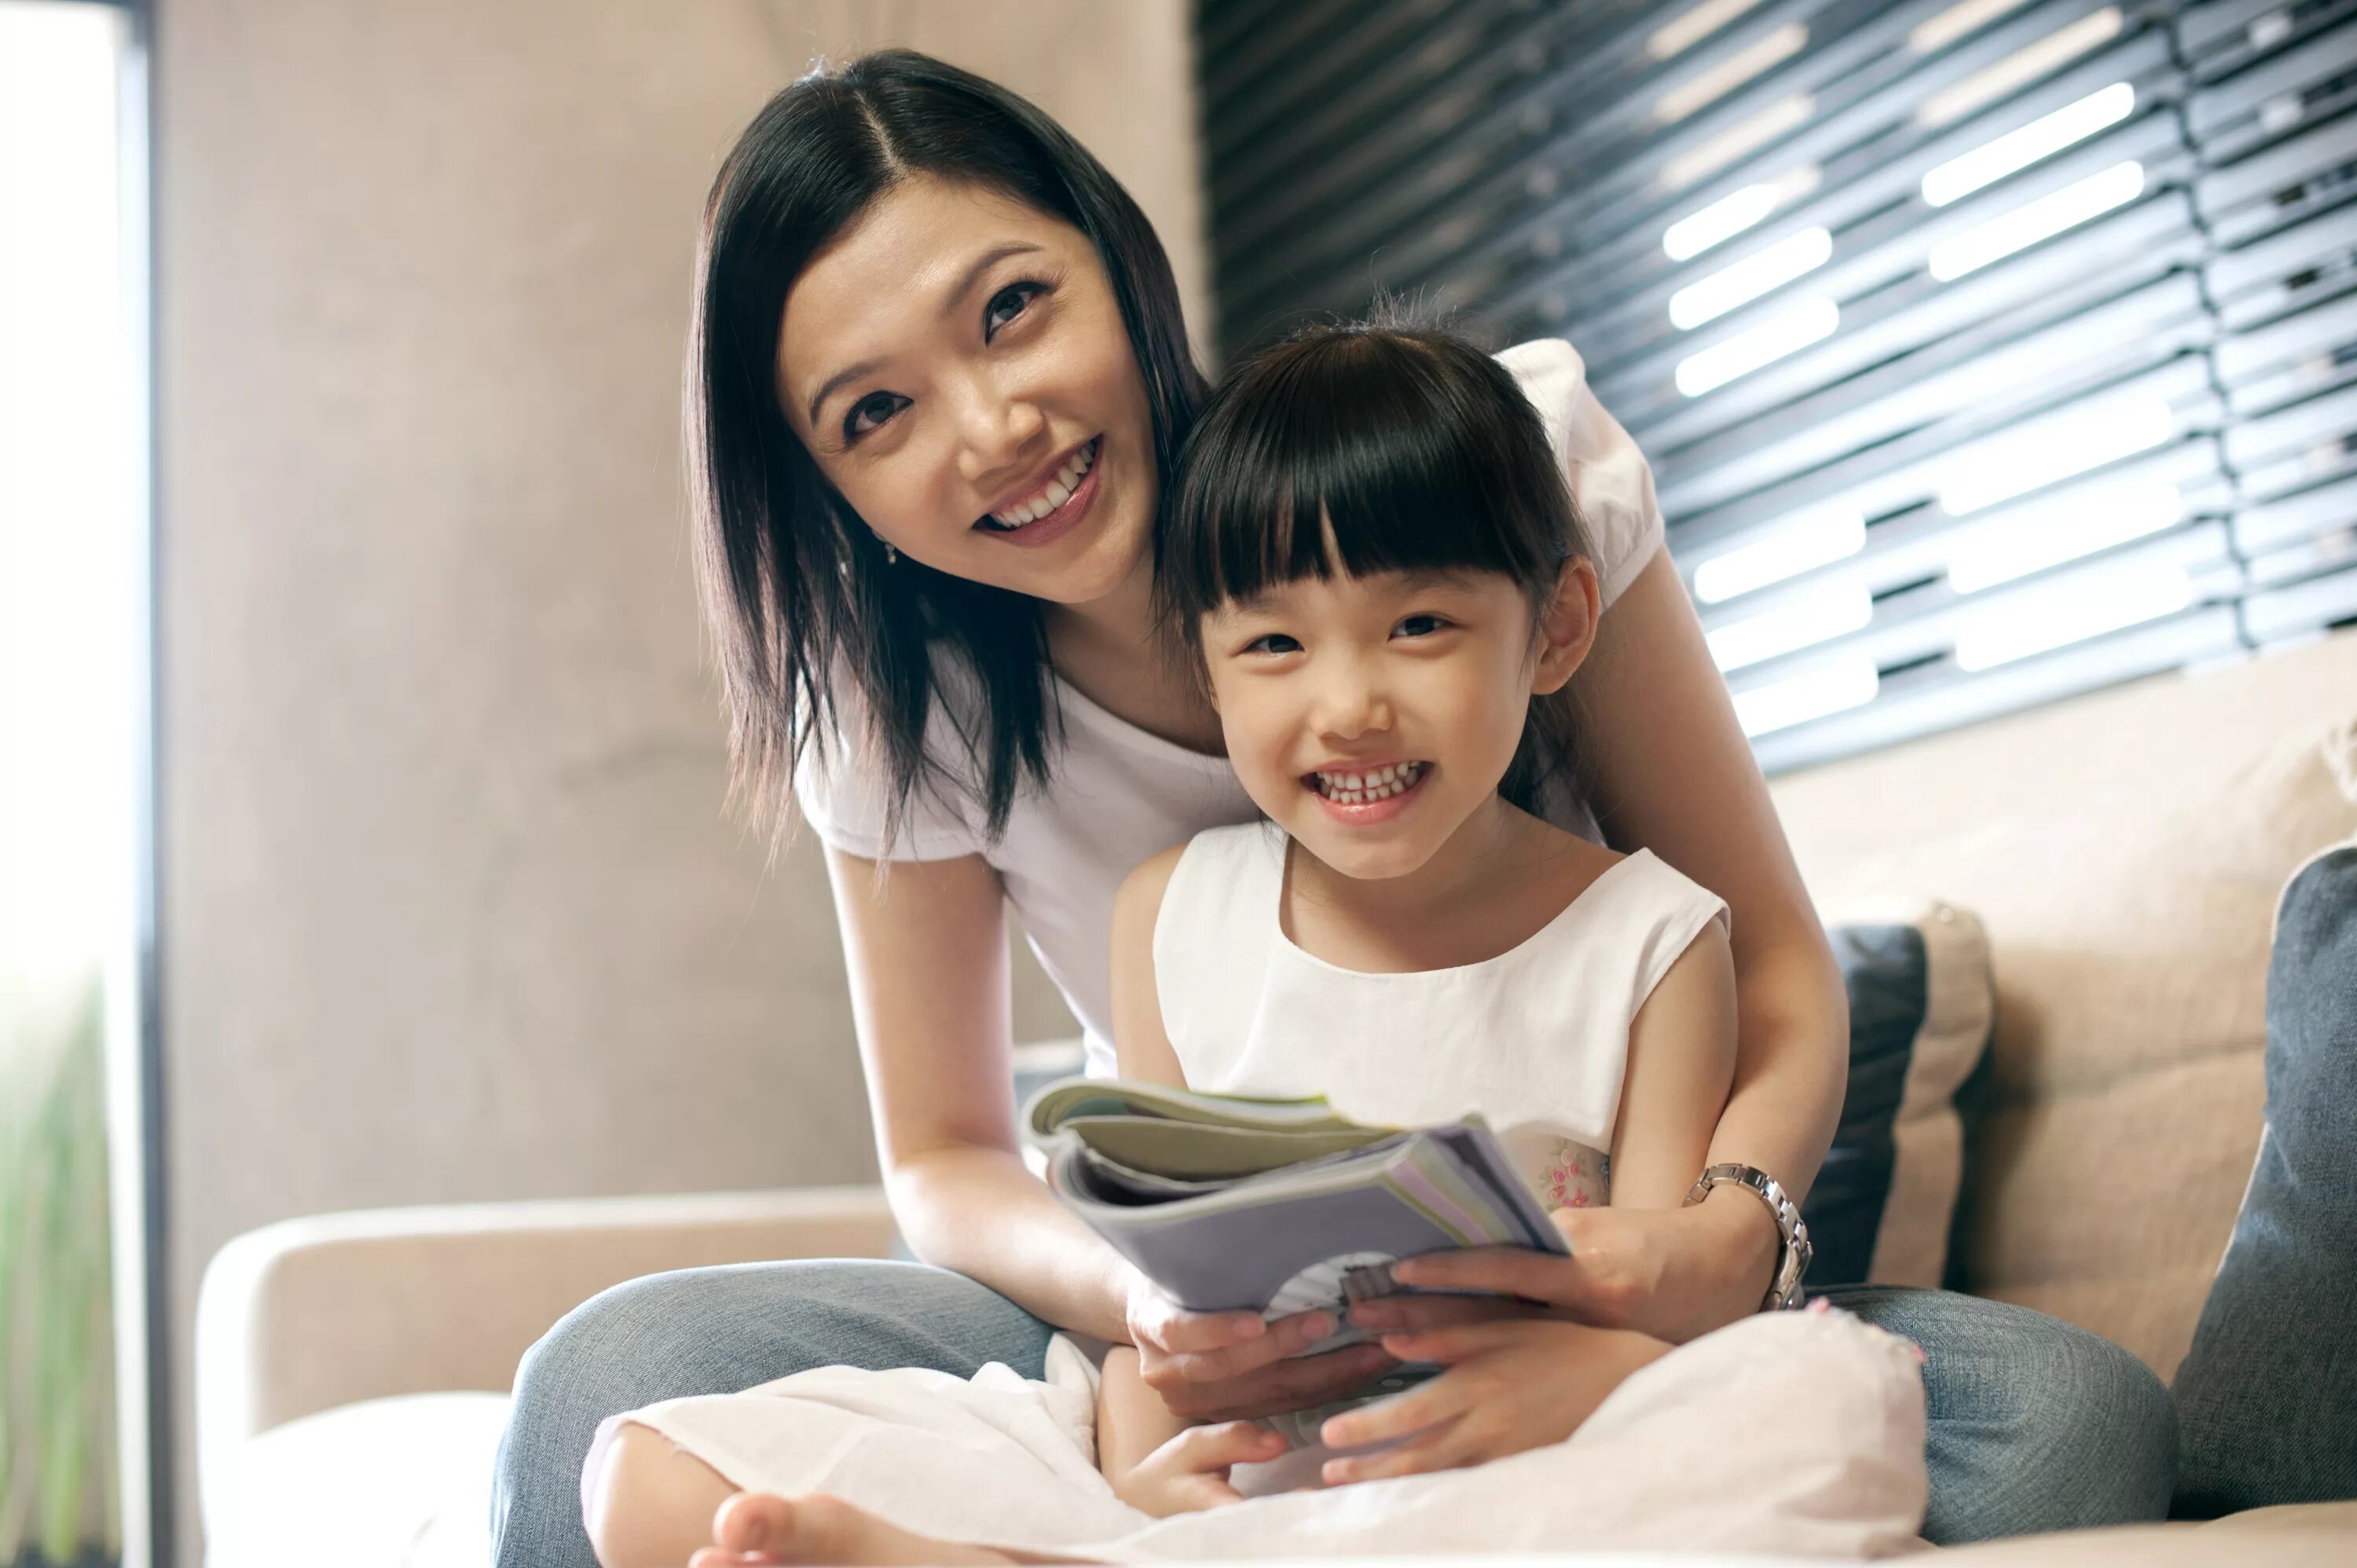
[
  {"xmin": 607, "ymin": 828, "xmax": 1929, "ymax": 1556},
  {"xmin": 1153, "ymin": 820, "xmax": 1730, "ymax": 1216}
]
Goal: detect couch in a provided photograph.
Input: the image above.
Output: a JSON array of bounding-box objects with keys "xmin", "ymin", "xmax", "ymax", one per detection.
[{"xmin": 195, "ymin": 630, "xmax": 2357, "ymax": 1566}]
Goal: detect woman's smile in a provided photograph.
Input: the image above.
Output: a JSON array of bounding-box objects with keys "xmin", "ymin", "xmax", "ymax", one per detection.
[
  {"xmin": 975, "ymin": 434, "xmax": 1103, "ymax": 549},
  {"xmin": 774, "ymin": 178, "xmax": 1157, "ymax": 607}
]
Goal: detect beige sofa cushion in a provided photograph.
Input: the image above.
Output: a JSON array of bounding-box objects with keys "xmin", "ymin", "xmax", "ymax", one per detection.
[
  {"xmin": 1770, "ymin": 632, "xmax": 2357, "ymax": 1379},
  {"xmin": 210, "ymin": 1391, "xmax": 504, "ymax": 1568}
]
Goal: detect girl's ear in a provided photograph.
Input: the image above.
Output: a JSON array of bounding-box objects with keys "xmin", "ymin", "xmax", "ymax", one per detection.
[{"xmin": 1530, "ymin": 558, "xmax": 1601, "ymax": 697}]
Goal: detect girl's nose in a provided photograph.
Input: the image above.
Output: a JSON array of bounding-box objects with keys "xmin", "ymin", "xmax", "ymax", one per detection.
[{"xmin": 1314, "ymin": 669, "xmax": 1393, "ymax": 741}]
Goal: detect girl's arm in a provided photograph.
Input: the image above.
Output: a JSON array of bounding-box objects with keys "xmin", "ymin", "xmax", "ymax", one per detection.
[
  {"xmin": 1570, "ymin": 547, "xmax": 1849, "ymax": 1336},
  {"xmin": 1314, "ymin": 925, "xmax": 1736, "ymax": 1484},
  {"xmin": 1607, "ymin": 918, "xmax": 1739, "ymax": 1208},
  {"xmin": 1096, "ymin": 1345, "xmax": 1286, "ymax": 1515},
  {"xmin": 823, "ymin": 844, "xmax": 1376, "ymax": 1412},
  {"xmin": 1107, "ymin": 846, "xmax": 1189, "ymax": 1089}
]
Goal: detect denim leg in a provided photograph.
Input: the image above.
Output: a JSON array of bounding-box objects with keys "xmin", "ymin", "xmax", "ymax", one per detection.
[
  {"xmin": 2172, "ymin": 844, "xmax": 2357, "ymax": 1515},
  {"xmin": 1818, "ymin": 1285, "xmax": 2176, "ymax": 1544},
  {"xmin": 489, "ymin": 1258, "xmax": 1055, "ymax": 1568}
]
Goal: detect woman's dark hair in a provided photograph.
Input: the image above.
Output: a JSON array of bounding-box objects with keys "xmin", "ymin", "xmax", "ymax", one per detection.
[
  {"xmin": 689, "ymin": 49, "xmax": 1206, "ymax": 846},
  {"xmin": 1160, "ymin": 315, "xmax": 1591, "ymax": 818}
]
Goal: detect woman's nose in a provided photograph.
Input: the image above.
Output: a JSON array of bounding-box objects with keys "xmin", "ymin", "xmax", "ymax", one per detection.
[{"xmin": 954, "ymin": 384, "xmax": 1047, "ymax": 486}]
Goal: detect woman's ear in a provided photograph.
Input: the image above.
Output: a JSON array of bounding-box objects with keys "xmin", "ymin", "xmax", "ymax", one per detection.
[{"xmin": 1530, "ymin": 558, "xmax": 1601, "ymax": 696}]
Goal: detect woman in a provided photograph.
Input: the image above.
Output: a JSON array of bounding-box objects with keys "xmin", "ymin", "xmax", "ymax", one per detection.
[{"xmin": 492, "ymin": 50, "xmax": 2175, "ymax": 1566}]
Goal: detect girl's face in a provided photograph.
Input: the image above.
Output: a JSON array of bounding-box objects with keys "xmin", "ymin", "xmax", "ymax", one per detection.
[
  {"xmin": 1199, "ymin": 555, "xmax": 1596, "ymax": 882},
  {"xmin": 775, "ymin": 176, "xmax": 1157, "ymax": 606}
]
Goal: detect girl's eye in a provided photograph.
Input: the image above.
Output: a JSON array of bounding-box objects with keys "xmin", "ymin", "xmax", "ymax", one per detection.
[
  {"xmin": 984, "ymin": 280, "xmax": 1047, "ymax": 340},
  {"xmin": 1244, "ymin": 632, "xmax": 1302, "ymax": 656},
  {"xmin": 842, "ymin": 390, "xmax": 909, "ymax": 443},
  {"xmin": 1394, "ymin": 614, "xmax": 1450, "ymax": 638}
]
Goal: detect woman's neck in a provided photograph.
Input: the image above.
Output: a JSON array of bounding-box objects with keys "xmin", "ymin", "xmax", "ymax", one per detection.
[{"xmin": 1043, "ymin": 557, "xmax": 1226, "ymax": 755}]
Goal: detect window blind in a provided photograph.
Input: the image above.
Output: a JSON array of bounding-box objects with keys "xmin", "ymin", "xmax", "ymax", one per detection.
[{"xmin": 1196, "ymin": 0, "xmax": 2357, "ymax": 771}]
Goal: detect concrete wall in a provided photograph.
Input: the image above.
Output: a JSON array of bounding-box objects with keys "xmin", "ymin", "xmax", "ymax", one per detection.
[{"xmin": 154, "ymin": 0, "xmax": 1201, "ymax": 1557}]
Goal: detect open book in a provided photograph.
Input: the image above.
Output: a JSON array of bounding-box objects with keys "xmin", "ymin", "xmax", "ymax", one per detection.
[{"xmin": 1025, "ymin": 1077, "xmax": 1568, "ymax": 1332}]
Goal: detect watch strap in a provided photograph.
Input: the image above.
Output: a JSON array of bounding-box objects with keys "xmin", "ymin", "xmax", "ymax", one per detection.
[{"xmin": 1684, "ymin": 1162, "xmax": 1812, "ymax": 1311}]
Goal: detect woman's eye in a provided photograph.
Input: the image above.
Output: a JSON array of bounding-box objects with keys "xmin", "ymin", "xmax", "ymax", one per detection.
[
  {"xmin": 1394, "ymin": 614, "xmax": 1450, "ymax": 638},
  {"xmin": 984, "ymin": 281, "xmax": 1047, "ymax": 339},
  {"xmin": 842, "ymin": 390, "xmax": 909, "ymax": 442},
  {"xmin": 1244, "ymin": 632, "xmax": 1302, "ymax": 656}
]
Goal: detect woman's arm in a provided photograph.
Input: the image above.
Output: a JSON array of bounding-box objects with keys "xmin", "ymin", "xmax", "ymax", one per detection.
[
  {"xmin": 823, "ymin": 842, "xmax": 1383, "ymax": 1412},
  {"xmin": 1569, "ymin": 546, "xmax": 1849, "ymax": 1334},
  {"xmin": 821, "ymin": 845, "xmax": 1133, "ymax": 1337}
]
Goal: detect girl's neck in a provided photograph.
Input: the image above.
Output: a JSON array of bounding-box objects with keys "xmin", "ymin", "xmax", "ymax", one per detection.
[
  {"xmin": 1043, "ymin": 555, "xmax": 1226, "ymax": 755},
  {"xmin": 1289, "ymin": 793, "xmax": 1542, "ymax": 925},
  {"xmin": 1282, "ymin": 797, "xmax": 1605, "ymax": 976}
]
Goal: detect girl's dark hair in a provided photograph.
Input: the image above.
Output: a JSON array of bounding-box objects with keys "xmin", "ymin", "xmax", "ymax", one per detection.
[
  {"xmin": 689, "ymin": 49, "xmax": 1206, "ymax": 846},
  {"xmin": 1160, "ymin": 316, "xmax": 1591, "ymax": 818}
]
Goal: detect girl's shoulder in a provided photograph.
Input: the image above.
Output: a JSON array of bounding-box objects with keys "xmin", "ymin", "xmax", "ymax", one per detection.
[
  {"xmin": 1509, "ymin": 808, "xmax": 1725, "ymax": 943},
  {"xmin": 1118, "ymin": 819, "xmax": 1281, "ymax": 929}
]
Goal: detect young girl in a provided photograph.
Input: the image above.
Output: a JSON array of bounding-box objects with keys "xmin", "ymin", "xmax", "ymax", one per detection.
[{"xmin": 577, "ymin": 321, "xmax": 1926, "ymax": 1567}]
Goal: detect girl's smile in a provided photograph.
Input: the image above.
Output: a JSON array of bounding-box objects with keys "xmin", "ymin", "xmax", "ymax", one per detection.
[
  {"xmin": 1305, "ymin": 759, "xmax": 1432, "ymax": 824},
  {"xmin": 1203, "ymin": 562, "xmax": 1563, "ymax": 885}
]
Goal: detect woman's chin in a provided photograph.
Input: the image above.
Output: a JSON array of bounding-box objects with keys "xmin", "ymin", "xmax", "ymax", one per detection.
[{"xmin": 1016, "ymin": 504, "xmax": 1152, "ymax": 607}]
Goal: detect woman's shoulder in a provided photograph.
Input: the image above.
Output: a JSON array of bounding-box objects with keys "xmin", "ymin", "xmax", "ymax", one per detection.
[
  {"xmin": 1494, "ymin": 337, "xmax": 1666, "ymax": 608},
  {"xmin": 1494, "ymin": 336, "xmax": 1590, "ymax": 404},
  {"xmin": 790, "ymin": 646, "xmax": 995, "ymax": 861}
]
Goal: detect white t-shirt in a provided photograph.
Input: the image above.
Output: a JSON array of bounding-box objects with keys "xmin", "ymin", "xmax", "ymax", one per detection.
[{"xmin": 794, "ymin": 339, "xmax": 1667, "ymax": 1075}]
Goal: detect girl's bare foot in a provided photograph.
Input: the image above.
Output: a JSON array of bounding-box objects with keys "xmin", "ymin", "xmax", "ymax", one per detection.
[{"xmin": 687, "ymin": 1490, "xmax": 1034, "ymax": 1567}]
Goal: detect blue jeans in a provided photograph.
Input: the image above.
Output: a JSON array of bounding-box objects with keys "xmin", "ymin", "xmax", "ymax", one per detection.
[{"xmin": 491, "ymin": 1266, "xmax": 2172, "ymax": 1565}]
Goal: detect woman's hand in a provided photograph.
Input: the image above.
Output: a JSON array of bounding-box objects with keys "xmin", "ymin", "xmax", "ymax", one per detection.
[
  {"xmin": 1127, "ymin": 1272, "xmax": 1395, "ymax": 1421},
  {"xmin": 1354, "ymin": 1194, "xmax": 1780, "ymax": 1346},
  {"xmin": 1316, "ymin": 1318, "xmax": 1668, "ymax": 1483},
  {"xmin": 1111, "ymin": 1421, "xmax": 1289, "ymax": 1517}
]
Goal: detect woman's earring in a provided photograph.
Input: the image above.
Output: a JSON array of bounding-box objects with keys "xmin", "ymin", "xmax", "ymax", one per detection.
[{"xmin": 882, "ymin": 540, "xmax": 900, "ymax": 566}]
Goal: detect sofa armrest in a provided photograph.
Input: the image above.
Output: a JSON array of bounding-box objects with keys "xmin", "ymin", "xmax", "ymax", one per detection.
[{"xmin": 194, "ymin": 1184, "xmax": 896, "ymax": 1464}]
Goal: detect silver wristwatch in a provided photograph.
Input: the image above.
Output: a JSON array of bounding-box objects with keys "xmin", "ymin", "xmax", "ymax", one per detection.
[{"xmin": 1684, "ymin": 1162, "xmax": 1812, "ymax": 1311}]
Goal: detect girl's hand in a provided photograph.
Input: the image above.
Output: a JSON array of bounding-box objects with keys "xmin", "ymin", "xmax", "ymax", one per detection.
[
  {"xmin": 1112, "ymin": 1421, "xmax": 1290, "ymax": 1517},
  {"xmin": 1127, "ymin": 1271, "xmax": 1395, "ymax": 1421},
  {"xmin": 1353, "ymin": 1196, "xmax": 1778, "ymax": 1346},
  {"xmin": 1315, "ymin": 1319, "xmax": 1669, "ymax": 1484}
]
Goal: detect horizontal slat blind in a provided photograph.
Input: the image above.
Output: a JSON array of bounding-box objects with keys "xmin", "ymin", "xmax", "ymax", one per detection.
[{"xmin": 1196, "ymin": 0, "xmax": 2357, "ymax": 771}]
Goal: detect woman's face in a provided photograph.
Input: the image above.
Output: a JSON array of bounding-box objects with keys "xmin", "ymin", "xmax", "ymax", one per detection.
[{"xmin": 775, "ymin": 176, "xmax": 1157, "ymax": 606}]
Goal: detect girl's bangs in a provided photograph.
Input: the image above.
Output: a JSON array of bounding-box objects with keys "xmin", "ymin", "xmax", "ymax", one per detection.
[{"xmin": 1171, "ymin": 333, "xmax": 1558, "ymax": 621}]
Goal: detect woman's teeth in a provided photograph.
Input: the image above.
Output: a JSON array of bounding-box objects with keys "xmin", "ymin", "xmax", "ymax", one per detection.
[
  {"xmin": 986, "ymin": 439, "xmax": 1097, "ymax": 529},
  {"xmin": 1310, "ymin": 761, "xmax": 1425, "ymax": 804}
]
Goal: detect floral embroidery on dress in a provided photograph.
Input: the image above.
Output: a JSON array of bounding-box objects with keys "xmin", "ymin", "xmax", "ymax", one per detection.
[{"xmin": 1539, "ymin": 1137, "xmax": 1611, "ymax": 1211}]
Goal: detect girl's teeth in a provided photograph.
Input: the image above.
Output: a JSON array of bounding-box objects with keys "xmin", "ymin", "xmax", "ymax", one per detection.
[{"xmin": 1314, "ymin": 761, "xmax": 1424, "ymax": 803}]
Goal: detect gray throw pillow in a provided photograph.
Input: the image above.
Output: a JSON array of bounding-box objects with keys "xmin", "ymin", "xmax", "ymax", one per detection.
[{"xmin": 2172, "ymin": 843, "xmax": 2357, "ymax": 1515}]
